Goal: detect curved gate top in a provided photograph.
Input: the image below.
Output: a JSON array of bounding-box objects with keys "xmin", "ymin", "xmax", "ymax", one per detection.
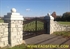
[{"xmin": 23, "ymin": 17, "xmax": 47, "ymax": 39}]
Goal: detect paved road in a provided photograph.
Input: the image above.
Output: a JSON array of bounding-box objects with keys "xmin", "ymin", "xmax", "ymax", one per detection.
[{"xmin": 24, "ymin": 34, "xmax": 70, "ymax": 49}]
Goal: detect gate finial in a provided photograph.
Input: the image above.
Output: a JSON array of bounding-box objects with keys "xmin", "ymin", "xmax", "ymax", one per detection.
[{"xmin": 11, "ymin": 8, "xmax": 16, "ymax": 13}]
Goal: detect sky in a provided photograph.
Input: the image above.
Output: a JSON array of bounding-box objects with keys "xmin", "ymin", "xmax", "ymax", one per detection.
[{"xmin": 0, "ymin": 0, "xmax": 70, "ymax": 17}]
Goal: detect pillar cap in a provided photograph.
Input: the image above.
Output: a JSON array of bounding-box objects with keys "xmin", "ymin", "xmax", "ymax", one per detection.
[
  {"xmin": 47, "ymin": 13, "xmax": 54, "ymax": 20},
  {"xmin": 44, "ymin": 13, "xmax": 54, "ymax": 20},
  {"xmin": 4, "ymin": 8, "xmax": 24, "ymax": 20}
]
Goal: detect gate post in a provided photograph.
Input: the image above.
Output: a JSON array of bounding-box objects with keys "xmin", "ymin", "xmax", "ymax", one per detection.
[
  {"xmin": 44, "ymin": 13, "xmax": 54, "ymax": 34},
  {"xmin": 49, "ymin": 13, "xmax": 54, "ymax": 34},
  {"xmin": 4, "ymin": 8, "xmax": 24, "ymax": 47}
]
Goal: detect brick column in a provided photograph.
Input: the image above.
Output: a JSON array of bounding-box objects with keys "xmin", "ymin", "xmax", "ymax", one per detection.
[{"xmin": 4, "ymin": 8, "xmax": 24, "ymax": 47}]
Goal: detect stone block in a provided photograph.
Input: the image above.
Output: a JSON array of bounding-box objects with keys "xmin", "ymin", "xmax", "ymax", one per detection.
[
  {"xmin": 4, "ymin": 41, "xmax": 8, "ymax": 46},
  {"xmin": 11, "ymin": 24, "xmax": 15, "ymax": 27},
  {"xmin": 11, "ymin": 21, "xmax": 15, "ymax": 23},
  {"xmin": 0, "ymin": 42, "xmax": 4, "ymax": 47},
  {"xmin": 12, "ymin": 28, "xmax": 17, "ymax": 32},
  {"xmin": 16, "ymin": 35, "xmax": 22, "ymax": 39},
  {"xmin": 1, "ymin": 37, "xmax": 8, "ymax": 41},
  {"xmin": 0, "ymin": 33, "xmax": 3, "ymax": 37},
  {"xmin": 4, "ymin": 28, "xmax": 8, "ymax": 32},
  {"xmin": 3, "ymin": 32, "xmax": 8, "ymax": 35},
  {"xmin": 3, "ymin": 34, "xmax": 8, "ymax": 37},
  {"xmin": 0, "ymin": 29, "xmax": 3, "ymax": 32},
  {"xmin": 11, "ymin": 41, "xmax": 17, "ymax": 47},
  {"xmin": 17, "ymin": 28, "xmax": 22, "ymax": 31},
  {"xmin": 11, "ymin": 33, "xmax": 17, "ymax": 36},
  {"xmin": 18, "ymin": 25, "xmax": 23, "ymax": 27},
  {"xmin": 11, "ymin": 28, "xmax": 17, "ymax": 32}
]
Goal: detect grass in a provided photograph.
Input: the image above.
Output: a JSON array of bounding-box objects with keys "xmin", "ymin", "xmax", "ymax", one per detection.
[
  {"xmin": 58, "ymin": 21, "xmax": 70, "ymax": 26},
  {"xmin": 0, "ymin": 44, "xmax": 33, "ymax": 49},
  {"xmin": 23, "ymin": 21, "xmax": 44, "ymax": 31},
  {"xmin": 53, "ymin": 31, "xmax": 70, "ymax": 38},
  {"xmin": 0, "ymin": 19, "xmax": 4, "ymax": 23}
]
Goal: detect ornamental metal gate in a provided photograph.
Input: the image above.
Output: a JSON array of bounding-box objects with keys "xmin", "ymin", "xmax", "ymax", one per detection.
[{"xmin": 23, "ymin": 17, "xmax": 47, "ymax": 39}]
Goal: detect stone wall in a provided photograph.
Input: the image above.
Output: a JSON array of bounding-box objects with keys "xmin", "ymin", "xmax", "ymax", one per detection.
[
  {"xmin": 0, "ymin": 23, "xmax": 8, "ymax": 47},
  {"xmin": 53, "ymin": 21, "xmax": 70, "ymax": 32}
]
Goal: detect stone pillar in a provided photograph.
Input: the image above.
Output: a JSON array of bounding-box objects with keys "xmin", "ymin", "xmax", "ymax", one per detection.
[
  {"xmin": 50, "ymin": 20, "xmax": 54, "ymax": 34},
  {"xmin": 44, "ymin": 13, "xmax": 54, "ymax": 34},
  {"xmin": 4, "ymin": 8, "xmax": 24, "ymax": 47}
]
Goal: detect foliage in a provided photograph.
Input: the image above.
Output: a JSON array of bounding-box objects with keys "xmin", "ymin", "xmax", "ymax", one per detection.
[
  {"xmin": 62, "ymin": 12, "xmax": 70, "ymax": 21},
  {"xmin": 51, "ymin": 11, "xmax": 57, "ymax": 18},
  {"xmin": 54, "ymin": 16, "xmax": 62, "ymax": 21},
  {"xmin": 55, "ymin": 12, "xmax": 70, "ymax": 21}
]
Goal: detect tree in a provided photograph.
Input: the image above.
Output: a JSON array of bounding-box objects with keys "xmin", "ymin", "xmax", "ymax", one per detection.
[
  {"xmin": 62, "ymin": 12, "xmax": 70, "ymax": 21},
  {"xmin": 54, "ymin": 16, "xmax": 62, "ymax": 21},
  {"xmin": 51, "ymin": 12, "xmax": 57, "ymax": 19}
]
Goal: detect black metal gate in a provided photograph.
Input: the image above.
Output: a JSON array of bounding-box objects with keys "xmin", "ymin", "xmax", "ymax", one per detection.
[{"xmin": 23, "ymin": 17, "xmax": 46, "ymax": 39}]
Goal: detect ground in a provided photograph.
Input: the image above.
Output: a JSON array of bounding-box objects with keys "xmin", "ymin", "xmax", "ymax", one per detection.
[{"xmin": 24, "ymin": 34, "xmax": 70, "ymax": 49}]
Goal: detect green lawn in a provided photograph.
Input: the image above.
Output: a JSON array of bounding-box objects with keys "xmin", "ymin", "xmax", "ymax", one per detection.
[
  {"xmin": 53, "ymin": 31, "xmax": 70, "ymax": 38},
  {"xmin": 0, "ymin": 44, "xmax": 33, "ymax": 49},
  {"xmin": 0, "ymin": 19, "xmax": 4, "ymax": 23},
  {"xmin": 58, "ymin": 21, "xmax": 70, "ymax": 26}
]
